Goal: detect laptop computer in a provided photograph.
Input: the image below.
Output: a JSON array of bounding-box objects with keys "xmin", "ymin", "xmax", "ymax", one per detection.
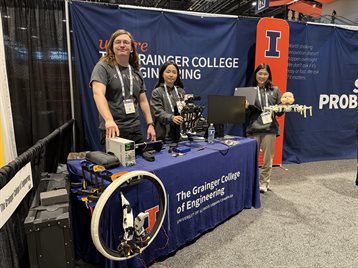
[{"xmin": 234, "ymin": 87, "xmax": 257, "ymax": 105}]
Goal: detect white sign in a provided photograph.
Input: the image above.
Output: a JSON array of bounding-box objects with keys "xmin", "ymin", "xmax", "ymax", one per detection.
[
  {"xmin": 0, "ymin": 162, "xmax": 33, "ymax": 229},
  {"xmin": 0, "ymin": 10, "xmax": 17, "ymax": 167}
]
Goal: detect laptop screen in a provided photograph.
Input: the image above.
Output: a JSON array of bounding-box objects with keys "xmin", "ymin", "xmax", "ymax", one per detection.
[{"xmin": 234, "ymin": 87, "xmax": 257, "ymax": 106}]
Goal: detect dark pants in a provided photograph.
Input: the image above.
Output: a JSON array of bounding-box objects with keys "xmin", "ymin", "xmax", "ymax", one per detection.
[{"xmin": 100, "ymin": 125, "xmax": 144, "ymax": 146}]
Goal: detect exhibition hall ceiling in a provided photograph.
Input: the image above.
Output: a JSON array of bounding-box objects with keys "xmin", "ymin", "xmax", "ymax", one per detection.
[{"xmin": 90, "ymin": 0, "xmax": 333, "ymax": 18}]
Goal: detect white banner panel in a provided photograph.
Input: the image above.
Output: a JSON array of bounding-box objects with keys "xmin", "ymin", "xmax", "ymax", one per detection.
[
  {"xmin": 0, "ymin": 11, "xmax": 17, "ymax": 167},
  {"xmin": 0, "ymin": 162, "xmax": 33, "ymax": 229}
]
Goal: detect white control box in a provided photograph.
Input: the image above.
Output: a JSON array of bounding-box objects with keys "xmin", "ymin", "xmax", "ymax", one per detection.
[{"xmin": 106, "ymin": 137, "xmax": 136, "ymax": 166}]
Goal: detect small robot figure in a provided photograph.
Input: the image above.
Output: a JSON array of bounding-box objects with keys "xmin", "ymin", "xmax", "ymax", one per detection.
[{"xmin": 264, "ymin": 91, "xmax": 313, "ymax": 118}]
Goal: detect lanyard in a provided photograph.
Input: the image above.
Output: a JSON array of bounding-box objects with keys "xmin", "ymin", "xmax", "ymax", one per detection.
[
  {"xmin": 115, "ymin": 65, "xmax": 133, "ymax": 99},
  {"xmin": 257, "ymin": 86, "xmax": 269, "ymax": 110},
  {"xmin": 164, "ymin": 84, "xmax": 180, "ymax": 113}
]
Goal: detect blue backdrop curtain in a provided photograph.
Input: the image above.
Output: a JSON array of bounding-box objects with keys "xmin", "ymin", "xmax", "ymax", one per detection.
[
  {"xmin": 70, "ymin": 1, "xmax": 358, "ymax": 163},
  {"xmin": 284, "ymin": 22, "xmax": 358, "ymax": 163},
  {"xmin": 70, "ymin": 1, "xmax": 258, "ymax": 151}
]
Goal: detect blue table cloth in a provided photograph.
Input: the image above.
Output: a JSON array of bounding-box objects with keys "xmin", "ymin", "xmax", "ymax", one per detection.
[{"xmin": 67, "ymin": 138, "xmax": 260, "ymax": 267}]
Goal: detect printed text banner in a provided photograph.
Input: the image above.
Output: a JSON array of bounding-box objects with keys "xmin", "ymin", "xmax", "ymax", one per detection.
[
  {"xmin": 70, "ymin": 2, "xmax": 257, "ymax": 150},
  {"xmin": 284, "ymin": 23, "xmax": 358, "ymax": 163},
  {"xmin": 69, "ymin": 1, "xmax": 358, "ymax": 163}
]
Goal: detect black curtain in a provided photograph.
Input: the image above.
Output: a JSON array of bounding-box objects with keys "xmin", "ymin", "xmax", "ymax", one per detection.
[
  {"xmin": 0, "ymin": 0, "xmax": 84, "ymax": 267},
  {"xmin": 0, "ymin": 120, "xmax": 73, "ymax": 268},
  {"xmin": 0, "ymin": 0, "xmax": 85, "ymax": 155}
]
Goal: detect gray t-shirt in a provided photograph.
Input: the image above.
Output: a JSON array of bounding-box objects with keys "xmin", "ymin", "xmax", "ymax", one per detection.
[{"xmin": 90, "ymin": 61, "xmax": 146, "ymax": 130}]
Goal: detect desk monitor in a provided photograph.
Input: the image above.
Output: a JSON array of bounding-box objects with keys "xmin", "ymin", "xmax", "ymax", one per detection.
[
  {"xmin": 207, "ymin": 95, "xmax": 246, "ymax": 124},
  {"xmin": 234, "ymin": 87, "xmax": 257, "ymax": 105}
]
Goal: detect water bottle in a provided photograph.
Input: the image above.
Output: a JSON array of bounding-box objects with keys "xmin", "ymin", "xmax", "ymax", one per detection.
[{"xmin": 208, "ymin": 123, "xmax": 215, "ymax": 144}]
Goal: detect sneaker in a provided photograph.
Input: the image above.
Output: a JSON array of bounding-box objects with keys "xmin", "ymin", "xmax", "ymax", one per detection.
[
  {"xmin": 259, "ymin": 186, "xmax": 267, "ymax": 193},
  {"xmin": 180, "ymin": 133, "xmax": 188, "ymax": 139}
]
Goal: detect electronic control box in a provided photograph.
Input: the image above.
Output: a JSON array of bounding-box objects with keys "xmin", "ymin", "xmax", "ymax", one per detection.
[{"xmin": 106, "ymin": 137, "xmax": 136, "ymax": 166}]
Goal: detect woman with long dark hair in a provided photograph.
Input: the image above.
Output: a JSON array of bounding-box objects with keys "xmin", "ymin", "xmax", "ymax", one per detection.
[
  {"xmin": 150, "ymin": 61, "xmax": 186, "ymax": 141},
  {"xmin": 245, "ymin": 63, "xmax": 283, "ymax": 193}
]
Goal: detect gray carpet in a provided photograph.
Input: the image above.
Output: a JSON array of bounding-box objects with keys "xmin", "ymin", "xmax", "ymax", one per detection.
[{"xmin": 150, "ymin": 159, "xmax": 358, "ymax": 268}]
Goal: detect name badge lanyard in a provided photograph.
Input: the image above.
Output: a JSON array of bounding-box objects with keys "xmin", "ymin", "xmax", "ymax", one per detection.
[
  {"xmin": 164, "ymin": 84, "xmax": 180, "ymax": 113},
  {"xmin": 257, "ymin": 87, "xmax": 269, "ymax": 111},
  {"xmin": 115, "ymin": 65, "xmax": 133, "ymax": 99}
]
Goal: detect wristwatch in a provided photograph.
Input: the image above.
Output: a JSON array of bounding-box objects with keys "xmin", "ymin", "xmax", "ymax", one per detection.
[{"xmin": 147, "ymin": 122, "xmax": 154, "ymax": 127}]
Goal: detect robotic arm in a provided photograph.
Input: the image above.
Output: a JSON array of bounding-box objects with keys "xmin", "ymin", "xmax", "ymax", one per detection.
[
  {"xmin": 134, "ymin": 212, "xmax": 150, "ymax": 249},
  {"xmin": 120, "ymin": 192, "xmax": 134, "ymax": 242},
  {"xmin": 264, "ymin": 104, "xmax": 313, "ymax": 118},
  {"xmin": 135, "ymin": 212, "xmax": 149, "ymax": 236},
  {"xmin": 181, "ymin": 96, "xmax": 204, "ymax": 136},
  {"xmin": 117, "ymin": 192, "xmax": 150, "ymax": 256}
]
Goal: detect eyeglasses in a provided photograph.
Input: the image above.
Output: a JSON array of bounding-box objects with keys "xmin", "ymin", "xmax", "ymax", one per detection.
[{"xmin": 114, "ymin": 40, "xmax": 131, "ymax": 46}]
